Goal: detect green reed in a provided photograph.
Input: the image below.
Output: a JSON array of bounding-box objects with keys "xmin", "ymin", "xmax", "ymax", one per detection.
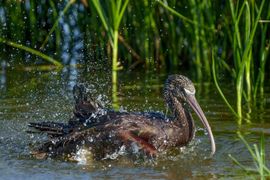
[
  {"xmin": 3, "ymin": 0, "xmax": 26, "ymax": 62},
  {"xmin": 229, "ymin": 134, "xmax": 270, "ymax": 179},
  {"xmin": 253, "ymin": 3, "xmax": 270, "ymax": 102},
  {"xmin": 228, "ymin": 0, "xmax": 266, "ymax": 120},
  {"xmin": 0, "ymin": 0, "xmax": 63, "ymax": 65},
  {"xmin": 141, "ymin": 0, "xmax": 155, "ymax": 68},
  {"xmin": 40, "ymin": 0, "xmax": 76, "ymax": 50},
  {"xmin": 48, "ymin": 0, "xmax": 61, "ymax": 53},
  {"xmin": 28, "ymin": 0, "xmax": 37, "ymax": 47},
  {"xmin": 0, "ymin": 38, "xmax": 62, "ymax": 67},
  {"xmin": 0, "ymin": 0, "xmax": 269, "ymax": 117},
  {"xmin": 212, "ymin": 51, "xmax": 239, "ymax": 118},
  {"xmin": 157, "ymin": 0, "xmax": 215, "ymax": 79},
  {"xmin": 91, "ymin": 0, "xmax": 129, "ymax": 109},
  {"xmin": 210, "ymin": 0, "xmax": 269, "ymax": 122}
]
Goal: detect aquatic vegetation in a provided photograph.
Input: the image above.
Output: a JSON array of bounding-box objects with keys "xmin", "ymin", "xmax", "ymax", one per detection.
[
  {"xmin": 212, "ymin": 51, "xmax": 239, "ymax": 118},
  {"xmin": 211, "ymin": 0, "xmax": 269, "ymax": 121},
  {"xmin": 228, "ymin": 0, "xmax": 267, "ymax": 120},
  {"xmin": 157, "ymin": 0, "xmax": 215, "ymax": 79},
  {"xmin": 229, "ymin": 134, "xmax": 270, "ymax": 179},
  {"xmin": 0, "ymin": 37, "xmax": 62, "ymax": 67},
  {"xmin": 0, "ymin": 0, "xmax": 269, "ymax": 119},
  {"xmin": 40, "ymin": 0, "xmax": 76, "ymax": 50},
  {"xmin": 90, "ymin": 0, "xmax": 129, "ymax": 109}
]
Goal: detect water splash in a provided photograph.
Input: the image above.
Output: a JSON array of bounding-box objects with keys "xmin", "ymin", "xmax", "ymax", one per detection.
[
  {"xmin": 74, "ymin": 148, "xmax": 93, "ymax": 165},
  {"xmin": 102, "ymin": 145, "xmax": 127, "ymax": 160}
]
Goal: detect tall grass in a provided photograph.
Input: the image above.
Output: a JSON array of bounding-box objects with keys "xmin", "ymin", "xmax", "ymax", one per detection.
[
  {"xmin": 229, "ymin": 0, "xmax": 265, "ymax": 120},
  {"xmin": 0, "ymin": 0, "xmax": 269, "ymax": 113},
  {"xmin": 229, "ymin": 134, "xmax": 270, "ymax": 179},
  {"xmin": 90, "ymin": 0, "xmax": 129, "ymax": 109},
  {"xmin": 156, "ymin": 0, "xmax": 216, "ymax": 78},
  {"xmin": 40, "ymin": 0, "xmax": 76, "ymax": 50},
  {"xmin": 211, "ymin": 0, "xmax": 269, "ymax": 121},
  {"xmin": 0, "ymin": 38, "xmax": 62, "ymax": 67},
  {"xmin": 212, "ymin": 51, "xmax": 239, "ymax": 118}
]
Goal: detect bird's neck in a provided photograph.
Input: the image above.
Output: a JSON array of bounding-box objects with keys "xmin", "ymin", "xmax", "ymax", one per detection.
[{"xmin": 165, "ymin": 92, "xmax": 195, "ymax": 142}]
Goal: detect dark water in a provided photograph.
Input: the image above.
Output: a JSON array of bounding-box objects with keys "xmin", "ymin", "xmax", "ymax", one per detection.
[{"xmin": 1, "ymin": 67, "xmax": 270, "ymax": 179}]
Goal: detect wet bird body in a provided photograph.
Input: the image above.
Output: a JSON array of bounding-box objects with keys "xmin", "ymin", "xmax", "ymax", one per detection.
[{"xmin": 28, "ymin": 75, "xmax": 215, "ymax": 160}]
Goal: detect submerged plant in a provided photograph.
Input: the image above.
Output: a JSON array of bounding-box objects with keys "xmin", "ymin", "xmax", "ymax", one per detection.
[{"xmin": 229, "ymin": 133, "xmax": 270, "ymax": 179}]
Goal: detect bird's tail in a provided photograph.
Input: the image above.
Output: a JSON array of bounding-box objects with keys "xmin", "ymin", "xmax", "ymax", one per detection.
[
  {"xmin": 27, "ymin": 121, "xmax": 69, "ymax": 137},
  {"xmin": 27, "ymin": 84, "xmax": 103, "ymax": 136}
]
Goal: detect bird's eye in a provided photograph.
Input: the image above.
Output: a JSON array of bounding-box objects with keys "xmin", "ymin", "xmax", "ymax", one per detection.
[{"xmin": 184, "ymin": 88, "xmax": 195, "ymax": 95}]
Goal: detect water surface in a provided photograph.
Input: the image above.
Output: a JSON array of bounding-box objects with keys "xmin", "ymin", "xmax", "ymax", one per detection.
[{"xmin": 0, "ymin": 68, "xmax": 270, "ymax": 179}]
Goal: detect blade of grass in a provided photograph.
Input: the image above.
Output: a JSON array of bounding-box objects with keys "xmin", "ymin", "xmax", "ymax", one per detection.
[
  {"xmin": 156, "ymin": 0, "xmax": 215, "ymax": 31},
  {"xmin": 0, "ymin": 38, "xmax": 62, "ymax": 67},
  {"xmin": 40, "ymin": 0, "xmax": 76, "ymax": 50},
  {"xmin": 92, "ymin": 0, "xmax": 111, "ymax": 36},
  {"xmin": 229, "ymin": 133, "xmax": 270, "ymax": 178},
  {"xmin": 228, "ymin": 154, "xmax": 254, "ymax": 172},
  {"xmin": 212, "ymin": 50, "xmax": 239, "ymax": 118}
]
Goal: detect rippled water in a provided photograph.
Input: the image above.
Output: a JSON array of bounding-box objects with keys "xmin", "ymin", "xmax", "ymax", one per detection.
[{"xmin": 0, "ymin": 68, "xmax": 270, "ymax": 179}]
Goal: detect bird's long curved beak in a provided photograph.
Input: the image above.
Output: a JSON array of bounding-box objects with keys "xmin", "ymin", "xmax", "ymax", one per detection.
[{"xmin": 186, "ymin": 94, "xmax": 216, "ymax": 156}]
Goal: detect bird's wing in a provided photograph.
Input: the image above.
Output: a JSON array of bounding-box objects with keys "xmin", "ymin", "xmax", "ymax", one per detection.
[
  {"xmin": 27, "ymin": 84, "xmax": 105, "ymax": 137},
  {"xmin": 30, "ymin": 125, "xmax": 118, "ymax": 160},
  {"xmin": 113, "ymin": 116, "xmax": 162, "ymax": 156},
  {"xmin": 71, "ymin": 84, "xmax": 104, "ymax": 124},
  {"xmin": 27, "ymin": 121, "xmax": 70, "ymax": 137},
  {"xmin": 118, "ymin": 130, "xmax": 157, "ymax": 156},
  {"xmin": 31, "ymin": 115, "xmax": 159, "ymax": 158}
]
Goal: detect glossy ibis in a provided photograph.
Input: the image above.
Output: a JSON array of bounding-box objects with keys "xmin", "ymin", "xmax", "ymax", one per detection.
[{"xmin": 28, "ymin": 75, "xmax": 215, "ymax": 160}]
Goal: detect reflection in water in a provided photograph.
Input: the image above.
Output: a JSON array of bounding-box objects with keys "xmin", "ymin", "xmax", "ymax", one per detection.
[
  {"xmin": 0, "ymin": 60, "xmax": 6, "ymax": 91},
  {"xmin": 62, "ymin": 66, "xmax": 78, "ymax": 91},
  {"xmin": 59, "ymin": 4, "xmax": 85, "ymax": 90}
]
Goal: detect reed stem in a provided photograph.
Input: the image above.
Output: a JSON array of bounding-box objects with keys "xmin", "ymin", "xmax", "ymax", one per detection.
[
  {"xmin": 0, "ymin": 38, "xmax": 62, "ymax": 67},
  {"xmin": 112, "ymin": 30, "xmax": 119, "ymax": 109},
  {"xmin": 40, "ymin": 0, "xmax": 76, "ymax": 50},
  {"xmin": 212, "ymin": 51, "xmax": 239, "ymax": 118}
]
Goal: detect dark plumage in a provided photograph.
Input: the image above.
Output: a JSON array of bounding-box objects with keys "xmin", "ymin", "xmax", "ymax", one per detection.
[{"xmin": 27, "ymin": 75, "xmax": 215, "ymax": 160}]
